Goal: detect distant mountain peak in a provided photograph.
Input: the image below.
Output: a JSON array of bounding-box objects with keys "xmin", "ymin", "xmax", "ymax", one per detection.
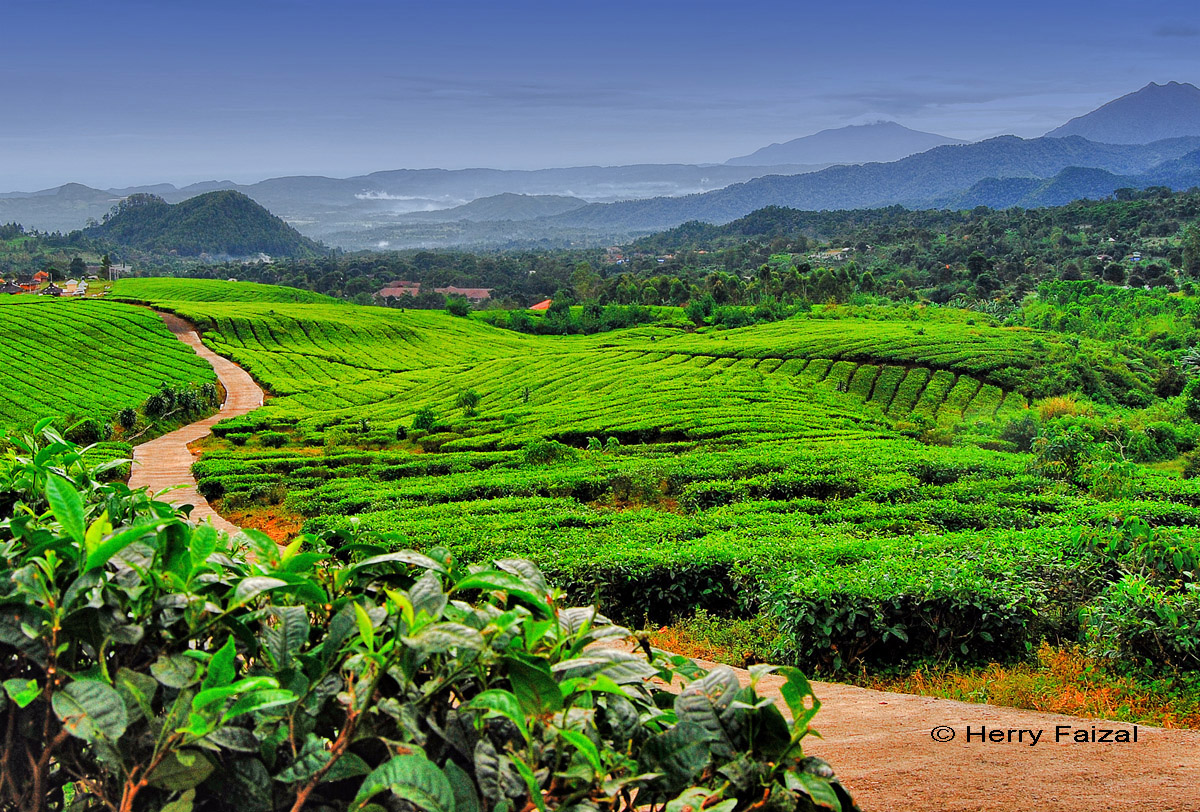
[
  {"xmin": 726, "ymin": 121, "xmax": 968, "ymax": 167},
  {"xmin": 1046, "ymin": 81, "xmax": 1200, "ymax": 144}
]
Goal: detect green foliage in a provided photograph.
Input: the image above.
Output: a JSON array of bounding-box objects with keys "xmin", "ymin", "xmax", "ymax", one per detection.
[
  {"xmin": 0, "ymin": 429, "xmax": 857, "ymax": 812},
  {"xmin": 445, "ymin": 295, "xmax": 471, "ymax": 317},
  {"xmin": 112, "ymin": 278, "xmax": 339, "ymax": 304},
  {"xmin": 456, "ymin": 389, "xmax": 481, "ymax": 417},
  {"xmin": 259, "ymin": 430, "xmax": 289, "ymax": 448}
]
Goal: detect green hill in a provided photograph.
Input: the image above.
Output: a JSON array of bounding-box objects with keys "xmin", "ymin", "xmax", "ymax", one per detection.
[
  {"xmin": 84, "ymin": 190, "xmax": 326, "ymax": 258},
  {"xmin": 112, "ymin": 277, "xmax": 341, "ymax": 305}
]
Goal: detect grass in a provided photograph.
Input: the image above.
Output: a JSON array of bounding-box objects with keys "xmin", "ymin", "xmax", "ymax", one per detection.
[{"xmin": 858, "ymin": 643, "xmax": 1200, "ymax": 729}]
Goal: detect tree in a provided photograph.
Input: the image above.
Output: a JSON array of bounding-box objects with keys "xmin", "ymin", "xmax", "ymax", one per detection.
[
  {"xmin": 1184, "ymin": 376, "xmax": 1200, "ymax": 423},
  {"xmin": 68, "ymin": 256, "xmax": 86, "ymax": 278},
  {"xmin": 445, "ymin": 295, "xmax": 471, "ymax": 316},
  {"xmin": 456, "ymin": 388, "xmax": 481, "ymax": 416},
  {"xmin": 1183, "ymin": 224, "xmax": 1200, "ymax": 276},
  {"xmin": 100, "ymin": 253, "xmax": 112, "ymax": 279},
  {"xmin": 1103, "ymin": 263, "xmax": 1126, "ymax": 285}
]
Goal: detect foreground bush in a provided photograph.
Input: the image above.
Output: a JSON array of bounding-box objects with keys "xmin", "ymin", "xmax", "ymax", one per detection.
[{"xmin": 0, "ymin": 422, "xmax": 857, "ymax": 812}]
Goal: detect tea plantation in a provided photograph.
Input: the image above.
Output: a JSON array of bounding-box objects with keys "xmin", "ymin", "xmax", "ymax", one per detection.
[
  {"xmin": 106, "ymin": 279, "xmax": 1200, "ymax": 678},
  {"xmin": 0, "ymin": 297, "xmax": 215, "ymax": 429}
]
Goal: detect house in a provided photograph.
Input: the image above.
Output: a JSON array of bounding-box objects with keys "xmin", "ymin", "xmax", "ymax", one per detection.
[
  {"xmin": 32, "ymin": 270, "xmax": 50, "ymax": 283},
  {"xmin": 16, "ymin": 275, "xmax": 39, "ymax": 292},
  {"xmin": 0, "ymin": 281, "xmax": 24, "ymax": 295},
  {"xmin": 43, "ymin": 283, "xmax": 63, "ymax": 297},
  {"xmin": 378, "ymin": 280, "xmax": 421, "ymax": 298},
  {"xmin": 62, "ymin": 279, "xmax": 79, "ymax": 295},
  {"xmin": 434, "ymin": 286, "xmax": 493, "ymax": 303},
  {"xmin": 529, "ymin": 298, "xmax": 553, "ymax": 311}
]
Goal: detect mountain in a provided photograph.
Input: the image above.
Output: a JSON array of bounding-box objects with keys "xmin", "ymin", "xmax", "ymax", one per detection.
[
  {"xmin": 1047, "ymin": 81, "xmax": 1200, "ymax": 144},
  {"xmin": 396, "ymin": 193, "xmax": 588, "ymax": 222},
  {"xmin": 544, "ymin": 135, "xmax": 1200, "ymax": 233},
  {"xmin": 727, "ymin": 121, "xmax": 967, "ymax": 166},
  {"xmin": 83, "ymin": 190, "xmax": 326, "ymax": 258},
  {"xmin": 0, "ymin": 163, "xmax": 825, "ymax": 238}
]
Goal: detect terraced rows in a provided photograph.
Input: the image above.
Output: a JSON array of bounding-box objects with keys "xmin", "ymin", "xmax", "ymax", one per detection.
[{"xmin": 0, "ymin": 299, "xmax": 215, "ymax": 426}]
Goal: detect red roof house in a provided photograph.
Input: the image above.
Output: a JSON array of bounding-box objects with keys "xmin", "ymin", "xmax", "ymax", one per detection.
[{"xmin": 529, "ymin": 299, "xmax": 553, "ymax": 311}]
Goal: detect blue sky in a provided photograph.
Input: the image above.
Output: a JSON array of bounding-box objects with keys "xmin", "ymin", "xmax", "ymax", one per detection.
[{"xmin": 2, "ymin": 0, "xmax": 1197, "ymax": 189}]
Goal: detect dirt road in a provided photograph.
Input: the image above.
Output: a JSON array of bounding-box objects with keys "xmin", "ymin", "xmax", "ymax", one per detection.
[
  {"xmin": 684, "ymin": 652, "xmax": 1200, "ymax": 811},
  {"xmin": 127, "ymin": 312, "xmax": 263, "ymax": 534}
]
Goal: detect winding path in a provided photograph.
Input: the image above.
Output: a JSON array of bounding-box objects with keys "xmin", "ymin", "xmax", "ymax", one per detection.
[
  {"xmin": 133, "ymin": 313, "xmax": 1200, "ymax": 811},
  {"xmin": 128, "ymin": 312, "xmax": 263, "ymax": 533}
]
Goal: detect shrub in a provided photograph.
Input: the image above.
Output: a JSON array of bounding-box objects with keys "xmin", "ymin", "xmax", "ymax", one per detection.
[
  {"xmin": 1184, "ymin": 451, "xmax": 1200, "ymax": 480},
  {"xmin": 411, "ymin": 405, "xmax": 437, "ymax": 432},
  {"xmin": 445, "ymin": 294, "xmax": 471, "ymax": 316},
  {"xmin": 227, "ymin": 432, "xmax": 251, "ymax": 446},
  {"xmin": 117, "ymin": 407, "xmax": 138, "ymax": 431},
  {"xmin": 523, "ymin": 439, "xmax": 578, "ymax": 465},
  {"xmin": 259, "ymin": 430, "xmax": 289, "ymax": 448},
  {"xmin": 1038, "ymin": 395, "xmax": 1079, "ymax": 421},
  {"xmin": 456, "ymin": 388, "xmax": 481, "ymax": 416},
  {"xmin": 0, "ymin": 424, "xmax": 858, "ymax": 812}
]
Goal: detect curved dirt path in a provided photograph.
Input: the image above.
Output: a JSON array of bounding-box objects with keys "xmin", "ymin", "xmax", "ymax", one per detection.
[
  {"xmin": 131, "ymin": 313, "xmax": 1200, "ymax": 810},
  {"xmin": 128, "ymin": 312, "xmax": 264, "ymax": 534},
  {"xmin": 678, "ymin": 650, "xmax": 1200, "ymax": 812}
]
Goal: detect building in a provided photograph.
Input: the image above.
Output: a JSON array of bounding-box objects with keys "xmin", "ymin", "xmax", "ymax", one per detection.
[
  {"xmin": 378, "ymin": 281, "xmax": 421, "ymax": 298},
  {"xmin": 434, "ymin": 286, "xmax": 493, "ymax": 303},
  {"xmin": 529, "ymin": 298, "xmax": 553, "ymax": 311},
  {"xmin": 0, "ymin": 281, "xmax": 24, "ymax": 295},
  {"xmin": 43, "ymin": 283, "xmax": 64, "ymax": 297}
]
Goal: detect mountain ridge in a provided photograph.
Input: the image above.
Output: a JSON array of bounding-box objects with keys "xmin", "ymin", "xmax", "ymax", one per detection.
[
  {"xmin": 727, "ymin": 121, "xmax": 967, "ymax": 166},
  {"xmin": 1047, "ymin": 81, "xmax": 1200, "ymax": 144}
]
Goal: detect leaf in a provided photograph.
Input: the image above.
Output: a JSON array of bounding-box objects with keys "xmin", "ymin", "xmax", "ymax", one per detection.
[
  {"xmin": 221, "ymin": 689, "xmax": 296, "ymax": 723},
  {"xmin": 350, "ymin": 550, "xmax": 448, "ymax": 576},
  {"xmin": 467, "ymin": 689, "xmax": 530, "ymax": 742},
  {"xmin": 53, "ymin": 680, "xmax": 128, "ymax": 743},
  {"xmin": 785, "ymin": 772, "xmax": 844, "ymax": 811},
  {"xmin": 232, "ymin": 577, "xmax": 289, "ymax": 607},
  {"xmin": 674, "ymin": 667, "xmax": 740, "ymax": 758},
  {"xmin": 206, "ymin": 725, "xmax": 260, "ymax": 752},
  {"xmin": 263, "ymin": 606, "xmax": 310, "ymax": 667},
  {"xmin": 147, "ymin": 749, "xmax": 215, "ymax": 791},
  {"xmin": 151, "ymin": 655, "xmax": 200, "ymax": 689},
  {"xmin": 495, "ymin": 559, "xmax": 549, "ymax": 598},
  {"xmin": 83, "ymin": 511, "xmax": 111, "ymax": 563},
  {"xmin": 201, "ymin": 637, "xmax": 237, "ymax": 691},
  {"xmin": 83, "ymin": 523, "xmax": 153, "ymax": 573},
  {"xmin": 404, "ymin": 622, "xmax": 485, "ymax": 657},
  {"xmin": 276, "ymin": 734, "xmax": 331, "ymax": 783},
  {"xmin": 444, "ymin": 760, "xmax": 481, "ymax": 812},
  {"xmin": 410, "ymin": 569, "xmax": 448, "ymax": 620},
  {"xmin": 353, "ymin": 603, "xmax": 376, "ymax": 650},
  {"xmin": 510, "ymin": 752, "xmax": 546, "ymax": 812},
  {"xmin": 666, "ymin": 788, "xmax": 715, "ymax": 812},
  {"xmin": 229, "ymin": 758, "xmax": 273, "ymax": 812},
  {"xmin": 3, "ymin": 678, "xmax": 39, "ymax": 708},
  {"xmin": 46, "ymin": 475, "xmax": 85, "ymax": 545},
  {"xmin": 158, "ymin": 789, "xmax": 195, "ymax": 812},
  {"xmin": 193, "ymin": 676, "xmax": 280, "ymax": 710},
  {"xmin": 352, "ymin": 753, "xmax": 455, "ymax": 812},
  {"xmin": 777, "ymin": 667, "xmax": 821, "ymax": 728},
  {"xmin": 558, "ymin": 730, "xmax": 601, "ymax": 778},
  {"xmin": 325, "ymin": 751, "xmax": 371, "ymax": 783},
  {"xmin": 454, "ymin": 571, "xmax": 549, "ymax": 615},
  {"xmin": 115, "ymin": 668, "xmax": 158, "ymax": 723},
  {"xmin": 505, "ymin": 658, "xmax": 563, "ymax": 715},
  {"xmin": 641, "ymin": 722, "xmax": 709, "ymax": 789}
]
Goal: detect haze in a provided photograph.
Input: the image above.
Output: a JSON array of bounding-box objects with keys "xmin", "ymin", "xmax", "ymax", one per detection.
[{"xmin": 3, "ymin": 0, "xmax": 1197, "ymax": 190}]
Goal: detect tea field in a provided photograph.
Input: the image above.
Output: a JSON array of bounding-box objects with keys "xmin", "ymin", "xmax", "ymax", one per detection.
[
  {"xmin": 0, "ymin": 297, "xmax": 215, "ymax": 430},
  {"xmin": 81, "ymin": 279, "xmax": 1189, "ymax": 676}
]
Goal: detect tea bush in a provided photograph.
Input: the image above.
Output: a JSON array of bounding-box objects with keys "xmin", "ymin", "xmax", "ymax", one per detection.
[{"xmin": 0, "ymin": 424, "xmax": 858, "ymax": 812}]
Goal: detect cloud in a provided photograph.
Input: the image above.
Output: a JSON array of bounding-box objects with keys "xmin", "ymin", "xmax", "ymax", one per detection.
[{"xmin": 1153, "ymin": 21, "xmax": 1200, "ymax": 37}]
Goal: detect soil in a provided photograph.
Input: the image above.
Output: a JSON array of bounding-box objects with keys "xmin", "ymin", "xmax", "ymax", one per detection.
[
  {"xmin": 127, "ymin": 312, "xmax": 264, "ymax": 535},
  {"xmin": 136, "ymin": 313, "xmax": 1200, "ymax": 811},
  {"xmin": 663, "ymin": 649, "xmax": 1200, "ymax": 812}
]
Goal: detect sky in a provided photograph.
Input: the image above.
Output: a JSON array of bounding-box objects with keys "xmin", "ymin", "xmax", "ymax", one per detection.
[{"xmin": 2, "ymin": 0, "xmax": 1198, "ymax": 190}]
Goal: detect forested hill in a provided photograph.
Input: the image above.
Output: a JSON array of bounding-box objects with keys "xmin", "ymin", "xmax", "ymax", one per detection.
[{"xmin": 84, "ymin": 190, "xmax": 327, "ymax": 258}]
